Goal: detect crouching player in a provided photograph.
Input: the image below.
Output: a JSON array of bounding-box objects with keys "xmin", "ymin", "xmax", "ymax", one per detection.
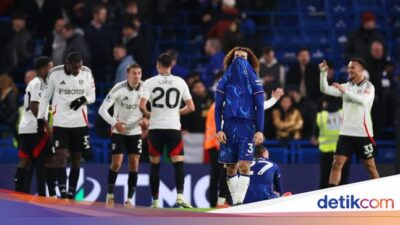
[{"xmin": 244, "ymin": 145, "xmax": 291, "ymax": 204}]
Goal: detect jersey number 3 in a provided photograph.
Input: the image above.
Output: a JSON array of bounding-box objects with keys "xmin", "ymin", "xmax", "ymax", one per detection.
[{"xmin": 152, "ymin": 87, "xmax": 180, "ymax": 108}]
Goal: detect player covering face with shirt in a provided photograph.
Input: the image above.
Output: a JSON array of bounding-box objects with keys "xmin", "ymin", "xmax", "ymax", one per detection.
[{"xmin": 215, "ymin": 47, "xmax": 265, "ymax": 205}]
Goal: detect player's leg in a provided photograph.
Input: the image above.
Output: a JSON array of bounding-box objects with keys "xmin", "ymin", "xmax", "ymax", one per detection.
[
  {"xmin": 15, "ymin": 134, "xmax": 35, "ymax": 193},
  {"xmin": 106, "ymin": 154, "xmax": 123, "ymax": 208},
  {"xmin": 147, "ymin": 130, "xmax": 163, "ymax": 208},
  {"xmin": 125, "ymin": 135, "xmax": 142, "ymax": 207},
  {"xmin": 15, "ymin": 157, "xmax": 32, "ymax": 193},
  {"xmin": 168, "ymin": 130, "xmax": 191, "ymax": 208},
  {"xmin": 67, "ymin": 127, "xmax": 90, "ymax": 199},
  {"xmin": 53, "ymin": 127, "xmax": 70, "ymax": 198},
  {"xmin": 235, "ymin": 122, "xmax": 255, "ymax": 205},
  {"xmin": 45, "ymin": 154, "xmax": 58, "ymax": 198},
  {"xmin": 362, "ymin": 158, "xmax": 380, "ymax": 179},
  {"xmin": 357, "ymin": 138, "xmax": 379, "ymax": 179},
  {"xmin": 319, "ymin": 152, "xmax": 333, "ymax": 189},
  {"xmin": 218, "ymin": 164, "xmax": 230, "ymax": 207},
  {"xmin": 126, "ymin": 154, "xmax": 140, "ymax": 207},
  {"xmin": 106, "ymin": 134, "xmax": 124, "ymax": 208},
  {"xmin": 225, "ymin": 163, "xmax": 239, "ymax": 205},
  {"xmin": 208, "ymin": 148, "xmax": 219, "ymax": 207},
  {"xmin": 237, "ymin": 160, "xmax": 251, "ymax": 204},
  {"xmin": 329, "ymin": 136, "xmax": 352, "ymax": 186},
  {"xmin": 32, "ymin": 134, "xmax": 50, "ymax": 197},
  {"xmin": 328, "ymin": 155, "xmax": 348, "ymax": 186}
]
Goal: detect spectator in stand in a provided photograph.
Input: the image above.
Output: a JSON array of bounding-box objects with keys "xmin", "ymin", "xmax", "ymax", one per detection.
[
  {"xmin": 201, "ymin": 0, "xmax": 221, "ymax": 30},
  {"xmin": 203, "ymin": 38, "xmax": 225, "ymax": 87},
  {"xmin": 113, "ymin": 43, "xmax": 136, "ymax": 83},
  {"xmin": 286, "ymin": 48, "xmax": 320, "ymax": 103},
  {"xmin": 0, "ymin": 74, "xmax": 19, "ymax": 140},
  {"xmin": 259, "ymin": 47, "xmax": 285, "ymax": 96},
  {"xmin": 366, "ymin": 41, "xmax": 396, "ymax": 138},
  {"xmin": 182, "ymin": 80, "xmax": 214, "ymax": 133},
  {"xmin": 272, "ymin": 95, "xmax": 303, "ymax": 142},
  {"xmin": 61, "ymin": 23, "xmax": 92, "ymax": 66},
  {"xmin": 122, "ymin": 22, "xmax": 151, "ymax": 79},
  {"xmin": 42, "ymin": 18, "xmax": 66, "ymax": 66},
  {"xmin": 65, "ymin": 0, "xmax": 92, "ymax": 28},
  {"xmin": 240, "ymin": 15, "xmax": 263, "ymax": 57},
  {"xmin": 84, "ymin": 4, "xmax": 116, "ymax": 82},
  {"xmin": 221, "ymin": 19, "xmax": 243, "ymax": 54},
  {"xmin": 0, "ymin": 12, "xmax": 32, "ymax": 80},
  {"xmin": 14, "ymin": 0, "xmax": 62, "ymax": 39},
  {"xmin": 286, "ymin": 84, "xmax": 317, "ymax": 143},
  {"xmin": 207, "ymin": 0, "xmax": 239, "ymax": 41},
  {"xmin": 346, "ymin": 11, "xmax": 385, "ymax": 61}
]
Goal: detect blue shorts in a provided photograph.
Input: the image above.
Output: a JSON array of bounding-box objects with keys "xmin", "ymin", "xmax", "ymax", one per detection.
[
  {"xmin": 218, "ymin": 120, "xmax": 255, "ymax": 164},
  {"xmin": 244, "ymin": 184, "xmax": 278, "ymax": 204}
]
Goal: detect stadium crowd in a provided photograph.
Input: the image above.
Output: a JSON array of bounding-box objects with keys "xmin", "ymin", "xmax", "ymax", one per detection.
[{"xmin": 0, "ymin": 0, "xmax": 398, "ymax": 146}]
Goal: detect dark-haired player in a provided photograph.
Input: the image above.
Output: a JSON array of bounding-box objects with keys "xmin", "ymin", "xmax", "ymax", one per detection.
[
  {"xmin": 99, "ymin": 64, "xmax": 147, "ymax": 208},
  {"xmin": 15, "ymin": 57, "xmax": 53, "ymax": 196},
  {"xmin": 37, "ymin": 52, "xmax": 95, "ymax": 199},
  {"xmin": 319, "ymin": 58, "xmax": 379, "ymax": 186},
  {"xmin": 139, "ymin": 53, "xmax": 195, "ymax": 208}
]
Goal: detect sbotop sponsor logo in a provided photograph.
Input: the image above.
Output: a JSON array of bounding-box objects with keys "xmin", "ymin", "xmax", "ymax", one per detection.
[{"xmin": 317, "ymin": 195, "xmax": 395, "ymax": 210}]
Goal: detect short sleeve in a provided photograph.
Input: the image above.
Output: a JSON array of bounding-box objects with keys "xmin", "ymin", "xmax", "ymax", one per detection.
[
  {"xmin": 216, "ymin": 74, "xmax": 228, "ymax": 94},
  {"xmin": 29, "ymin": 80, "xmax": 42, "ymax": 102},
  {"xmin": 141, "ymin": 80, "xmax": 151, "ymax": 100},
  {"xmin": 251, "ymin": 74, "xmax": 264, "ymax": 95}
]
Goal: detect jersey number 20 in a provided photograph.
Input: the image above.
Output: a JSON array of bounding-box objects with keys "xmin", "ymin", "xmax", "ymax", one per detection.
[{"xmin": 152, "ymin": 87, "xmax": 180, "ymax": 108}]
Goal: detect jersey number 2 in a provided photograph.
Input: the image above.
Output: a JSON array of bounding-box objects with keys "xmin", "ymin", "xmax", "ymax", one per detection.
[{"xmin": 152, "ymin": 87, "xmax": 180, "ymax": 108}]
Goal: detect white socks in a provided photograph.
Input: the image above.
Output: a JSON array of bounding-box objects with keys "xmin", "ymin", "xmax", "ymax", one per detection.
[
  {"xmin": 177, "ymin": 193, "xmax": 184, "ymax": 201},
  {"xmin": 227, "ymin": 174, "xmax": 250, "ymax": 205},
  {"xmin": 227, "ymin": 175, "xmax": 239, "ymax": 205},
  {"xmin": 237, "ymin": 174, "xmax": 250, "ymax": 204}
]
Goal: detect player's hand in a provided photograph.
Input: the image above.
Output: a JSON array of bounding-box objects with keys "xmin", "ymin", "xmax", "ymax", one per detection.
[
  {"xmin": 114, "ymin": 122, "xmax": 126, "ymax": 134},
  {"xmin": 139, "ymin": 117, "xmax": 149, "ymax": 130},
  {"xmin": 37, "ymin": 119, "xmax": 45, "ymax": 137},
  {"xmin": 217, "ymin": 131, "xmax": 227, "ymax": 144},
  {"xmin": 332, "ymin": 82, "xmax": 345, "ymax": 93},
  {"xmin": 70, "ymin": 96, "xmax": 87, "ymax": 110},
  {"xmin": 271, "ymin": 88, "xmax": 284, "ymax": 100},
  {"xmin": 253, "ymin": 132, "xmax": 264, "ymax": 145},
  {"xmin": 319, "ymin": 60, "xmax": 328, "ymax": 73}
]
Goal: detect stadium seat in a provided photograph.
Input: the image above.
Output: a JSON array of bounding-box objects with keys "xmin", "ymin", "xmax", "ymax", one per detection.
[
  {"xmin": 267, "ymin": 147, "xmax": 289, "ymax": 164},
  {"xmin": 297, "ymin": 147, "xmax": 319, "ymax": 163}
]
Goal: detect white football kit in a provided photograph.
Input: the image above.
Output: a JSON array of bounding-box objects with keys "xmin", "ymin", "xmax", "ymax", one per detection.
[
  {"xmin": 37, "ymin": 65, "xmax": 96, "ymax": 128},
  {"xmin": 141, "ymin": 74, "xmax": 192, "ymax": 130},
  {"xmin": 19, "ymin": 77, "xmax": 46, "ymax": 134},
  {"xmin": 320, "ymin": 71, "xmax": 374, "ymax": 138},
  {"xmin": 98, "ymin": 81, "xmax": 143, "ymax": 135}
]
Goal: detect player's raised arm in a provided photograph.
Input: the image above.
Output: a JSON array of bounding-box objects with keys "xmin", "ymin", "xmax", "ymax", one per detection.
[
  {"xmin": 264, "ymin": 88, "xmax": 284, "ymax": 110},
  {"xmin": 319, "ymin": 60, "xmax": 342, "ymax": 97}
]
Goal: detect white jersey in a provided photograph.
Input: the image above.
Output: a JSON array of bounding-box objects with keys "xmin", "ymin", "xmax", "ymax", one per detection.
[
  {"xmin": 38, "ymin": 65, "xmax": 96, "ymax": 128},
  {"xmin": 142, "ymin": 74, "xmax": 192, "ymax": 130},
  {"xmin": 320, "ymin": 71, "xmax": 374, "ymax": 137},
  {"xmin": 98, "ymin": 80, "xmax": 143, "ymax": 135},
  {"xmin": 19, "ymin": 77, "xmax": 46, "ymax": 134}
]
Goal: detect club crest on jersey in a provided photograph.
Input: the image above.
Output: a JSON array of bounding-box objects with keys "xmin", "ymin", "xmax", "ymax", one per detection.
[
  {"xmin": 79, "ymin": 79, "xmax": 84, "ymax": 85},
  {"xmin": 123, "ymin": 96, "xmax": 129, "ymax": 101},
  {"xmin": 60, "ymin": 80, "xmax": 66, "ymax": 85}
]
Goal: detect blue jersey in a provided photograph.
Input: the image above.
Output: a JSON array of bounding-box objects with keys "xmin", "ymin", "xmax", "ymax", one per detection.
[
  {"xmin": 244, "ymin": 158, "xmax": 283, "ymax": 204},
  {"xmin": 216, "ymin": 58, "xmax": 264, "ymax": 123}
]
